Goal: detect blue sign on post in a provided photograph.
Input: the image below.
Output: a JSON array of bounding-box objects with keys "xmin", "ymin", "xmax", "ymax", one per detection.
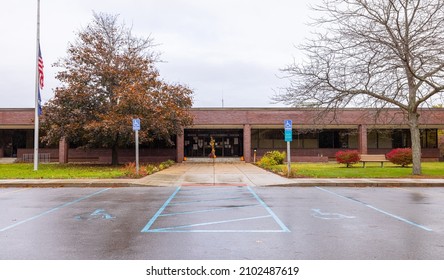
[
  {"xmin": 133, "ymin": 118, "xmax": 141, "ymax": 175},
  {"xmin": 284, "ymin": 120, "xmax": 293, "ymax": 177},
  {"xmin": 132, "ymin": 118, "xmax": 140, "ymax": 131},
  {"xmin": 284, "ymin": 120, "xmax": 292, "ymax": 142},
  {"xmin": 284, "ymin": 120, "xmax": 292, "ymax": 130},
  {"xmin": 285, "ymin": 130, "xmax": 292, "ymax": 142}
]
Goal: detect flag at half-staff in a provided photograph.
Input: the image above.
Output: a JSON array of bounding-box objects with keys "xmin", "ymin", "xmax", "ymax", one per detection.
[{"xmin": 37, "ymin": 44, "xmax": 44, "ymax": 115}]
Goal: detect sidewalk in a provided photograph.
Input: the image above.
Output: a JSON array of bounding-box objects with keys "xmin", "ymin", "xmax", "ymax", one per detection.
[
  {"xmin": 1, "ymin": 162, "xmax": 444, "ymax": 188},
  {"xmin": 136, "ymin": 163, "xmax": 444, "ymax": 187}
]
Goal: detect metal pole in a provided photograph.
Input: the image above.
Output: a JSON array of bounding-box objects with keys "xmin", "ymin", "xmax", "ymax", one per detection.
[
  {"xmin": 135, "ymin": 130, "xmax": 139, "ymax": 175},
  {"xmin": 33, "ymin": 0, "xmax": 41, "ymax": 171},
  {"xmin": 287, "ymin": 141, "xmax": 291, "ymax": 177}
]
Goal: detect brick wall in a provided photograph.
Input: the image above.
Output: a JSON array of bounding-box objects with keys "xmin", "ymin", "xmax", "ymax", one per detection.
[
  {"xmin": 3, "ymin": 108, "xmax": 444, "ymax": 127},
  {"xmin": 0, "ymin": 109, "xmax": 34, "ymax": 126},
  {"xmin": 4, "ymin": 108, "xmax": 444, "ymax": 162},
  {"xmin": 191, "ymin": 108, "xmax": 444, "ymax": 127}
]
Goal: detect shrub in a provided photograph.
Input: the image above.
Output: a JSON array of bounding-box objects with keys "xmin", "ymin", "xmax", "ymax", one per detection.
[
  {"xmin": 145, "ymin": 164, "xmax": 159, "ymax": 175},
  {"xmin": 258, "ymin": 150, "xmax": 286, "ymax": 168},
  {"xmin": 164, "ymin": 160, "xmax": 175, "ymax": 167},
  {"xmin": 122, "ymin": 162, "xmax": 136, "ymax": 177},
  {"xmin": 122, "ymin": 162, "xmax": 147, "ymax": 178},
  {"xmin": 386, "ymin": 148, "xmax": 412, "ymax": 167},
  {"xmin": 265, "ymin": 151, "xmax": 286, "ymax": 164},
  {"xmin": 283, "ymin": 165, "xmax": 298, "ymax": 177},
  {"xmin": 335, "ymin": 150, "xmax": 361, "ymax": 167},
  {"xmin": 123, "ymin": 160, "xmax": 175, "ymax": 177},
  {"xmin": 258, "ymin": 156, "xmax": 278, "ymax": 168}
]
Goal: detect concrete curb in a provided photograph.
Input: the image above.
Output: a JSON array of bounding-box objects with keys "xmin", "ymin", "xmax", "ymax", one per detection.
[
  {"xmin": 0, "ymin": 182, "xmax": 163, "ymax": 188},
  {"xmin": 1, "ymin": 179, "xmax": 444, "ymax": 188},
  {"xmin": 267, "ymin": 181, "xmax": 444, "ymax": 188},
  {"xmin": 1, "ymin": 162, "xmax": 444, "ymax": 188}
]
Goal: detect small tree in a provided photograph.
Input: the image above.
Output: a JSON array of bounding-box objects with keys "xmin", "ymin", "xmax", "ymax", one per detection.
[
  {"xmin": 386, "ymin": 148, "xmax": 412, "ymax": 167},
  {"xmin": 335, "ymin": 150, "xmax": 360, "ymax": 167}
]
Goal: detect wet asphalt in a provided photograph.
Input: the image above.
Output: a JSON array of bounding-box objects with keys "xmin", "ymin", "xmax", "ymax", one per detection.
[{"xmin": 1, "ymin": 186, "xmax": 444, "ymax": 260}]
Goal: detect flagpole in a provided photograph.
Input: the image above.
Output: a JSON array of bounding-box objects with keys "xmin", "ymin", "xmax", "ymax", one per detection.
[{"xmin": 33, "ymin": 0, "xmax": 41, "ymax": 171}]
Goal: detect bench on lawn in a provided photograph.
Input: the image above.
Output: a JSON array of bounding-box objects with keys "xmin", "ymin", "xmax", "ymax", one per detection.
[{"xmin": 360, "ymin": 154, "xmax": 389, "ymax": 168}]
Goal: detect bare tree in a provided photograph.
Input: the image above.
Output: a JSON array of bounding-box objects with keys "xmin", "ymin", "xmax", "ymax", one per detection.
[{"xmin": 274, "ymin": 0, "xmax": 444, "ymax": 175}]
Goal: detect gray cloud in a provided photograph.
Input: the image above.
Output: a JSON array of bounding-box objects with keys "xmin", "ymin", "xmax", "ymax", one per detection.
[{"xmin": 0, "ymin": 0, "xmax": 319, "ymax": 108}]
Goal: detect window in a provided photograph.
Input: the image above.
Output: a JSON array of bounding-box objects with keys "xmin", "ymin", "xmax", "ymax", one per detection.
[
  {"xmin": 421, "ymin": 129, "xmax": 437, "ymax": 148},
  {"xmin": 367, "ymin": 129, "xmax": 438, "ymax": 149},
  {"xmin": 319, "ymin": 130, "xmax": 351, "ymax": 148},
  {"xmin": 252, "ymin": 129, "xmax": 357, "ymax": 149}
]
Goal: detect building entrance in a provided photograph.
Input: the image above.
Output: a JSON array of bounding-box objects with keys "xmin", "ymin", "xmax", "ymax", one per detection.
[
  {"xmin": 184, "ymin": 129, "xmax": 243, "ymax": 158},
  {"xmin": 0, "ymin": 130, "xmax": 30, "ymax": 158}
]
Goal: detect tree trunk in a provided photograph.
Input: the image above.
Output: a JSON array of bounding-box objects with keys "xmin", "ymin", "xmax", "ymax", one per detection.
[
  {"xmin": 409, "ymin": 112, "xmax": 422, "ymax": 175},
  {"xmin": 111, "ymin": 145, "xmax": 119, "ymax": 165},
  {"xmin": 110, "ymin": 132, "xmax": 120, "ymax": 165}
]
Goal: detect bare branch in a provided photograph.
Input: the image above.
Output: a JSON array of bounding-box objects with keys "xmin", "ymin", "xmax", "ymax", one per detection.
[{"xmin": 275, "ymin": 0, "xmax": 444, "ymax": 175}]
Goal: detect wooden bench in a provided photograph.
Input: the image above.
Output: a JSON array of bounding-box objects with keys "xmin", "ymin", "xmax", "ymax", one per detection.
[{"xmin": 360, "ymin": 154, "xmax": 389, "ymax": 168}]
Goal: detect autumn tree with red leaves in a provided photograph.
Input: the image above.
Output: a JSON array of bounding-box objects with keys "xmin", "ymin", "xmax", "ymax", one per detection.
[{"xmin": 42, "ymin": 13, "xmax": 193, "ymax": 164}]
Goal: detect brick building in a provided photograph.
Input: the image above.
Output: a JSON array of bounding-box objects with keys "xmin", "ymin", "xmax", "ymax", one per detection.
[{"xmin": 1, "ymin": 107, "xmax": 443, "ymax": 163}]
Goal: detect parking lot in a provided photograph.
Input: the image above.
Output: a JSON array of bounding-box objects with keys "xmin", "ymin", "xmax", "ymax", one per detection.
[{"xmin": 1, "ymin": 185, "xmax": 444, "ymax": 259}]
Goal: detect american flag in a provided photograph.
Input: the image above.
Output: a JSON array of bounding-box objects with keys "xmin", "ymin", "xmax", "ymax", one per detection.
[
  {"xmin": 38, "ymin": 44, "xmax": 44, "ymax": 115},
  {"xmin": 38, "ymin": 44, "xmax": 44, "ymax": 89}
]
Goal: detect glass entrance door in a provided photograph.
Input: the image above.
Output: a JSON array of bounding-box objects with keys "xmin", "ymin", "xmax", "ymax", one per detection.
[{"xmin": 184, "ymin": 129, "xmax": 243, "ymax": 158}]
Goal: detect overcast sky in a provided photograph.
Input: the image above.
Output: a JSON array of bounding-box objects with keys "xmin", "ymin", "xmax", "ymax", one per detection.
[{"xmin": 0, "ymin": 0, "xmax": 320, "ymax": 109}]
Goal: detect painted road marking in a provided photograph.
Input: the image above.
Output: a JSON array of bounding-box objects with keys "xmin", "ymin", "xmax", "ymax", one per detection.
[
  {"xmin": 175, "ymin": 189, "xmax": 246, "ymax": 198},
  {"xmin": 75, "ymin": 209, "xmax": 115, "ymax": 221},
  {"xmin": 0, "ymin": 188, "xmax": 111, "ymax": 232},
  {"xmin": 311, "ymin": 208, "xmax": 356, "ymax": 220},
  {"xmin": 159, "ymin": 204, "xmax": 260, "ymax": 217},
  {"xmin": 148, "ymin": 215, "xmax": 273, "ymax": 232},
  {"xmin": 247, "ymin": 186, "xmax": 290, "ymax": 232},
  {"xmin": 316, "ymin": 187, "xmax": 432, "ymax": 232},
  {"xmin": 168, "ymin": 195, "xmax": 254, "ymax": 205},
  {"xmin": 141, "ymin": 186, "xmax": 290, "ymax": 233},
  {"xmin": 141, "ymin": 187, "xmax": 181, "ymax": 232}
]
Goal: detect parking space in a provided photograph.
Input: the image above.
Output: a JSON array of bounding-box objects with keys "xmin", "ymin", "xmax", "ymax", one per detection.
[
  {"xmin": 141, "ymin": 186, "xmax": 289, "ymax": 233},
  {"xmin": 0, "ymin": 186, "xmax": 444, "ymax": 259}
]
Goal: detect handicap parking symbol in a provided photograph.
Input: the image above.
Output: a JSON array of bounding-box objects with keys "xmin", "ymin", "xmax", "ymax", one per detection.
[{"xmin": 284, "ymin": 120, "xmax": 292, "ymax": 129}]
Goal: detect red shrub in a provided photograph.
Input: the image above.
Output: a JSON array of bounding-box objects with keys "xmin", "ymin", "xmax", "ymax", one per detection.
[
  {"xmin": 386, "ymin": 148, "xmax": 412, "ymax": 167},
  {"xmin": 335, "ymin": 150, "xmax": 361, "ymax": 167}
]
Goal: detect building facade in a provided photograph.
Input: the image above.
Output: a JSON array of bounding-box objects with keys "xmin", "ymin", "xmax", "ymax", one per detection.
[{"xmin": 1, "ymin": 107, "xmax": 443, "ymax": 163}]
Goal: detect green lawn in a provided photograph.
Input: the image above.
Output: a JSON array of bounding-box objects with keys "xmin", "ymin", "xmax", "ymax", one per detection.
[
  {"xmin": 271, "ymin": 162, "xmax": 444, "ymax": 178},
  {"xmin": 0, "ymin": 163, "xmax": 126, "ymax": 179},
  {"xmin": 2, "ymin": 161, "xmax": 444, "ymax": 179}
]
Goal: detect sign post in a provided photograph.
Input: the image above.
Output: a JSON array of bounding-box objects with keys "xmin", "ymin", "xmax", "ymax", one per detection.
[
  {"xmin": 284, "ymin": 120, "xmax": 293, "ymax": 177},
  {"xmin": 132, "ymin": 118, "xmax": 141, "ymax": 175}
]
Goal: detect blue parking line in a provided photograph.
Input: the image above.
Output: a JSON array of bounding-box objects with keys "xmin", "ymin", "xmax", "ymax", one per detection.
[
  {"xmin": 169, "ymin": 195, "xmax": 253, "ymax": 205},
  {"xmin": 0, "ymin": 188, "xmax": 111, "ymax": 232},
  {"xmin": 160, "ymin": 204, "xmax": 260, "ymax": 217},
  {"xmin": 315, "ymin": 187, "xmax": 433, "ymax": 232},
  {"xmin": 141, "ymin": 186, "xmax": 290, "ymax": 233},
  {"xmin": 141, "ymin": 187, "xmax": 181, "ymax": 232},
  {"xmin": 175, "ymin": 189, "xmax": 245, "ymax": 198},
  {"xmin": 247, "ymin": 186, "xmax": 291, "ymax": 233},
  {"xmin": 147, "ymin": 215, "xmax": 272, "ymax": 232}
]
